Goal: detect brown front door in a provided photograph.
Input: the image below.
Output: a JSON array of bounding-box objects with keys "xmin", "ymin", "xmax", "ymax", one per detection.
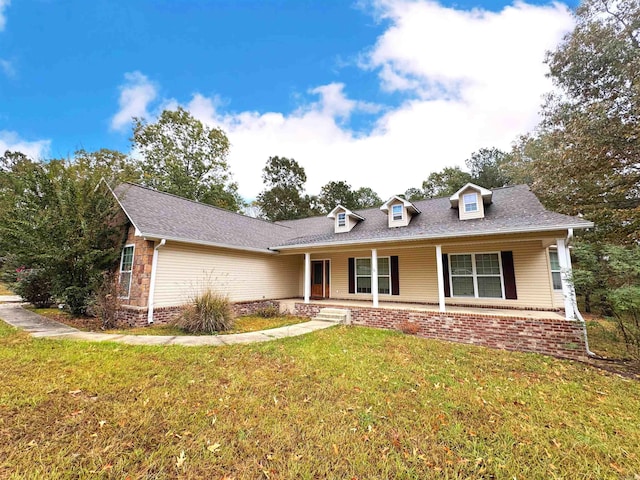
[{"xmin": 311, "ymin": 260, "xmax": 330, "ymax": 298}]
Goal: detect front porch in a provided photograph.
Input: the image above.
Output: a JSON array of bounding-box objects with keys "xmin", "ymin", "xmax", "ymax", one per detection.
[
  {"xmin": 278, "ymin": 297, "xmax": 587, "ymax": 361},
  {"xmin": 280, "ymin": 298, "xmax": 565, "ymax": 321}
]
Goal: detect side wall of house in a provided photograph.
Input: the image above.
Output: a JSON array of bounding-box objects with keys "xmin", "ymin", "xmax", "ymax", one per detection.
[
  {"xmin": 152, "ymin": 242, "xmax": 301, "ymax": 308},
  {"xmin": 304, "ymin": 237, "xmax": 559, "ymax": 310}
]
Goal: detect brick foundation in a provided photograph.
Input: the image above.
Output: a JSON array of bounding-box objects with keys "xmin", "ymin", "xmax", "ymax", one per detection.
[
  {"xmin": 116, "ymin": 300, "xmax": 282, "ymax": 328},
  {"xmin": 294, "ymin": 302, "xmax": 588, "ymax": 361},
  {"xmin": 232, "ymin": 300, "xmax": 280, "ymax": 317}
]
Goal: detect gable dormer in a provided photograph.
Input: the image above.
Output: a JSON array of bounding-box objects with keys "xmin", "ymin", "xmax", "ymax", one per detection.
[
  {"xmin": 380, "ymin": 196, "xmax": 421, "ymax": 228},
  {"xmin": 327, "ymin": 205, "xmax": 364, "ymax": 233},
  {"xmin": 449, "ymin": 183, "xmax": 493, "ymax": 220}
]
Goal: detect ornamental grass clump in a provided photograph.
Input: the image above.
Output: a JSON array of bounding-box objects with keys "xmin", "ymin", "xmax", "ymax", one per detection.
[{"xmin": 178, "ymin": 289, "xmax": 234, "ymax": 333}]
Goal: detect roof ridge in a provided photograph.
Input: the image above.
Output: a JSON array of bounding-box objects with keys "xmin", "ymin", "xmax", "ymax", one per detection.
[{"xmin": 119, "ymin": 182, "xmax": 292, "ymax": 230}]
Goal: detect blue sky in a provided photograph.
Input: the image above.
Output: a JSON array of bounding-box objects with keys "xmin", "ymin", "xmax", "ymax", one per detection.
[{"xmin": 0, "ymin": 0, "xmax": 578, "ymax": 199}]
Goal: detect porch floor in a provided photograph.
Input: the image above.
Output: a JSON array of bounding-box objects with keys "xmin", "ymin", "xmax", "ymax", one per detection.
[{"xmin": 280, "ymin": 298, "xmax": 565, "ymax": 320}]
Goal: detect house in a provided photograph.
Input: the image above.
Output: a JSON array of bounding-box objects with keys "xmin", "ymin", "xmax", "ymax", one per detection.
[{"xmin": 111, "ymin": 182, "xmax": 593, "ymax": 360}]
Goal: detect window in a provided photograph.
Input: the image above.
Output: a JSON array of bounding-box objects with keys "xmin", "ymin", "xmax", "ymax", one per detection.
[
  {"xmin": 392, "ymin": 204, "xmax": 403, "ymax": 221},
  {"xmin": 450, "ymin": 253, "xmax": 503, "ymax": 298},
  {"xmin": 549, "ymin": 250, "xmax": 562, "ymax": 290},
  {"xmin": 355, "ymin": 257, "xmax": 390, "ymax": 294},
  {"xmin": 463, "ymin": 193, "xmax": 478, "ymax": 212},
  {"xmin": 119, "ymin": 245, "xmax": 135, "ymax": 298},
  {"xmin": 337, "ymin": 212, "xmax": 346, "ymax": 227}
]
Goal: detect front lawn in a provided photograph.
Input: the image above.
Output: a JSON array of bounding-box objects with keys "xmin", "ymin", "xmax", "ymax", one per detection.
[
  {"xmin": 0, "ymin": 319, "xmax": 639, "ymax": 478},
  {"xmin": 0, "ymin": 283, "xmax": 13, "ymax": 295}
]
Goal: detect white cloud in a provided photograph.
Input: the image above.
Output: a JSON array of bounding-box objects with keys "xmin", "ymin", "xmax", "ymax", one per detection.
[
  {"xmin": 110, "ymin": 71, "xmax": 158, "ymax": 131},
  {"xmin": 0, "ymin": 58, "xmax": 15, "ymax": 77},
  {"xmin": 117, "ymin": 1, "xmax": 574, "ymax": 200},
  {"xmin": 0, "ymin": 130, "xmax": 50, "ymax": 159},
  {"xmin": 0, "ymin": 0, "xmax": 9, "ymax": 31}
]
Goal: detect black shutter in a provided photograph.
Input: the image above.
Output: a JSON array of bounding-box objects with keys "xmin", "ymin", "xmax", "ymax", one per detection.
[
  {"xmin": 348, "ymin": 258, "xmax": 355, "ymax": 294},
  {"xmin": 501, "ymin": 251, "xmax": 518, "ymax": 300},
  {"xmin": 442, "ymin": 253, "xmax": 451, "ymax": 297},
  {"xmin": 391, "ymin": 256, "xmax": 400, "ymax": 295}
]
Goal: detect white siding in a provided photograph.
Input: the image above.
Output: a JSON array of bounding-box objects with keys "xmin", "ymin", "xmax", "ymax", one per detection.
[
  {"xmin": 304, "ymin": 238, "xmax": 557, "ymax": 309},
  {"xmin": 153, "ymin": 243, "xmax": 301, "ymax": 308}
]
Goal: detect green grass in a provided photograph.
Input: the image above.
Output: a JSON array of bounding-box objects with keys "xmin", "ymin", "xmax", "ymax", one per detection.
[
  {"xmin": 0, "ymin": 283, "xmax": 13, "ymax": 295},
  {"xmin": 586, "ymin": 316, "xmax": 629, "ymax": 359},
  {"xmin": 0, "ymin": 319, "xmax": 639, "ymax": 478}
]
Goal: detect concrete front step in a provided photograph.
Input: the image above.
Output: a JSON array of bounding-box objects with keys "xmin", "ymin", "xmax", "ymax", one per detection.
[{"xmin": 313, "ymin": 308, "xmax": 351, "ymax": 324}]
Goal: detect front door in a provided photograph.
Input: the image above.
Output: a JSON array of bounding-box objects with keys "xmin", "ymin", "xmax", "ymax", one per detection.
[{"xmin": 311, "ymin": 260, "xmax": 330, "ymax": 298}]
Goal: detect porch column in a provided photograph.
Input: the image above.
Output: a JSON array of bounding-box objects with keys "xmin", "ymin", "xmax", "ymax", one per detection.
[
  {"xmin": 435, "ymin": 245, "xmax": 446, "ymax": 312},
  {"xmin": 304, "ymin": 253, "xmax": 311, "ymax": 304},
  {"xmin": 556, "ymin": 238, "xmax": 575, "ymax": 320},
  {"xmin": 371, "ymin": 248, "xmax": 379, "ymax": 308}
]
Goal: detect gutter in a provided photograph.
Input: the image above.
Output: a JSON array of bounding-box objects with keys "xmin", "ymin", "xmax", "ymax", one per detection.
[
  {"xmin": 270, "ymin": 222, "xmax": 595, "ymax": 252},
  {"xmin": 140, "ymin": 234, "xmax": 279, "ymax": 255},
  {"xmin": 147, "ymin": 239, "xmax": 166, "ymax": 324},
  {"xmin": 565, "ymin": 228, "xmax": 597, "ymax": 357}
]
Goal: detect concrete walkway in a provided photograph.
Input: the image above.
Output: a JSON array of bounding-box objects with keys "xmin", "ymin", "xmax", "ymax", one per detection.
[{"xmin": 0, "ymin": 303, "xmax": 335, "ymax": 346}]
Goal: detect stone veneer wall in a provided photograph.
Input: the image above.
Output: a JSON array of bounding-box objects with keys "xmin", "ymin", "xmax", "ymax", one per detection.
[
  {"xmin": 120, "ymin": 225, "xmax": 155, "ymax": 308},
  {"xmin": 294, "ymin": 302, "xmax": 587, "ymax": 361}
]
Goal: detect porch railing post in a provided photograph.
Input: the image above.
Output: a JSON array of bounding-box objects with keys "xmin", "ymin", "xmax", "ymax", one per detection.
[
  {"xmin": 371, "ymin": 248, "xmax": 379, "ymax": 308},
  {"xmin": 304, "ymin": 253, "xmax": 311, "ymax": 304},
  {"xmin": 435, "ymin": 245, "xmax": 446, "ymax": 312},
  {"xmin": 556, "ymin": 238, "xmax": 575, "ymax": 320}
]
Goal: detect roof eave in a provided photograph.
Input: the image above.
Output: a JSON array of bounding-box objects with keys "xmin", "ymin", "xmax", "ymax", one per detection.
[
  {"xmin": 137, "ymin": 232, "xmax": 279, "ymax": 255},
  {"xmin": 270, "ymin": 222, "xmax": 594, "ymax": 252}
]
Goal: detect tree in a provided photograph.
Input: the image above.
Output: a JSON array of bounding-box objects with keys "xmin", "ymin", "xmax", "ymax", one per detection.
[
  {"xmin": 317, "ymin": 180, "xmax": 359, "ymax": 213},
  {"xmin": 403, "ymin": 187, "xmax": 425, "ymax": 201},
  {"xmin": 256, "ymin": 156, "xmax": 311, "ymax": 221},
  {"xmin": 354, "ymin": 187, "xmax": 382, "ymax": 209},
  {"xmin": 511, "ymin": 0, "xmax": 640, "ymax": 244},
  {"xmin": 133, "ymin": 107, "xmax": 243, "ymax": 212},
  {"xmin": 421, "ymin": 167, "xmax": 472, "ymax": 198},
  {"xmin": 465, "ymin": 148, "xmax": 511, "ymax": 189},
  {"xmin": 0, "ymin": 150, "xmax": 130, "ymax": 314}
]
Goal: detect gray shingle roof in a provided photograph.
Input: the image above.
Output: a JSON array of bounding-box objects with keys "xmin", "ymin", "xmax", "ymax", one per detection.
[
  {"xmin": 273, "ymin": 184, "xmax": 593, "ymax": 249},
  {"xmin": 114, "ymin": 183, "xmax": 294, "ymax": 252},
  {"xmin": 114, "ymin": 183, "xmax": 593, "ymax": 253}
]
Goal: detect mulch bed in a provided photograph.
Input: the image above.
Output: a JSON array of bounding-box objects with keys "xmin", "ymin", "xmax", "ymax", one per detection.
[{"xmin": 48, "ymin": 313, "xmax": 104, "ymax": 331}]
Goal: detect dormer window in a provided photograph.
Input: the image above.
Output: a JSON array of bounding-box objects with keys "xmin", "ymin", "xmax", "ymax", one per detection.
[
  {"xmin": 327, "ymin": 205, "xmax": 364, "ymax": 233},
  {"xmin": 392, "ymin": 204, "xmax": 403, "ymax": 221},
  {"xmin": 380, "ymin": 196, "xmax": 420, "ymax": 228},
  {"xmin": 463, "ymin": 193, "xmax": 478, "ymax": 212},
  {"xmin": 449, "ymin": 183, "xmax": 493, "ymax": 221}
]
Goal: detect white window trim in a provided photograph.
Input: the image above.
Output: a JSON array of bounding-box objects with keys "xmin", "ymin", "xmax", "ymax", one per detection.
[
  {"xmin": 463, "ymin": 193, "xmax": 478, "ymax": 212},
  {"xmin": 337, "ymin": 212, "xmax": 346, "ymax": 227},
  {"xmin": 392, "ymin": 204, "xmax": 403, "ymax": 221},
  {"xmin": 355, "ymin": 256, "xmax": 392, "ymax": 295},
  {"xmin": 449, "ymin": 252, "xmax": 505, "ymax": 299},
  {"xmin": 118, "ymin": 243, "xmax": 135, "ymax": 299},
  {"xmin": 548, "ymin": 248, "xmax": 562, "ymax": 290}
]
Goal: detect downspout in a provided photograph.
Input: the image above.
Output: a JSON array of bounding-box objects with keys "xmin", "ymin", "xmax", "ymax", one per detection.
[
  {"xmin": 565, "ymin": 229, "xmax": 596, "ymax": 357},
  {"xmin": 147, "ymin": 239, "xmax": 166, "ymax": 324}
]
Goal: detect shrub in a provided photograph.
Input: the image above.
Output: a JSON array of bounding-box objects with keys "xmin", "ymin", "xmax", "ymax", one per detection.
[
  {"xmin": 609, "ymin": 286, "xmax": 640, "ymax": 363},
  {"xmin": 14, "ymin": 269, "xmax": 53, "ymax": 307},
  {"xmin": 89, "ymin": 273, "xmax": 122, "ymax": 330},
  {"xmin": 177, "ymin": 290, "xmax": 234, "ymax": 334},
  {"xmin": 255, "ymin": 304, "xmax": 280, "ymax": 318},
  {"xmin": 63, "ymin": 286, "xmax": 92, "ymax": 316},
  {"xmin": 398, "ymin": 321, "xmax": 420, "ymax": 335}
]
